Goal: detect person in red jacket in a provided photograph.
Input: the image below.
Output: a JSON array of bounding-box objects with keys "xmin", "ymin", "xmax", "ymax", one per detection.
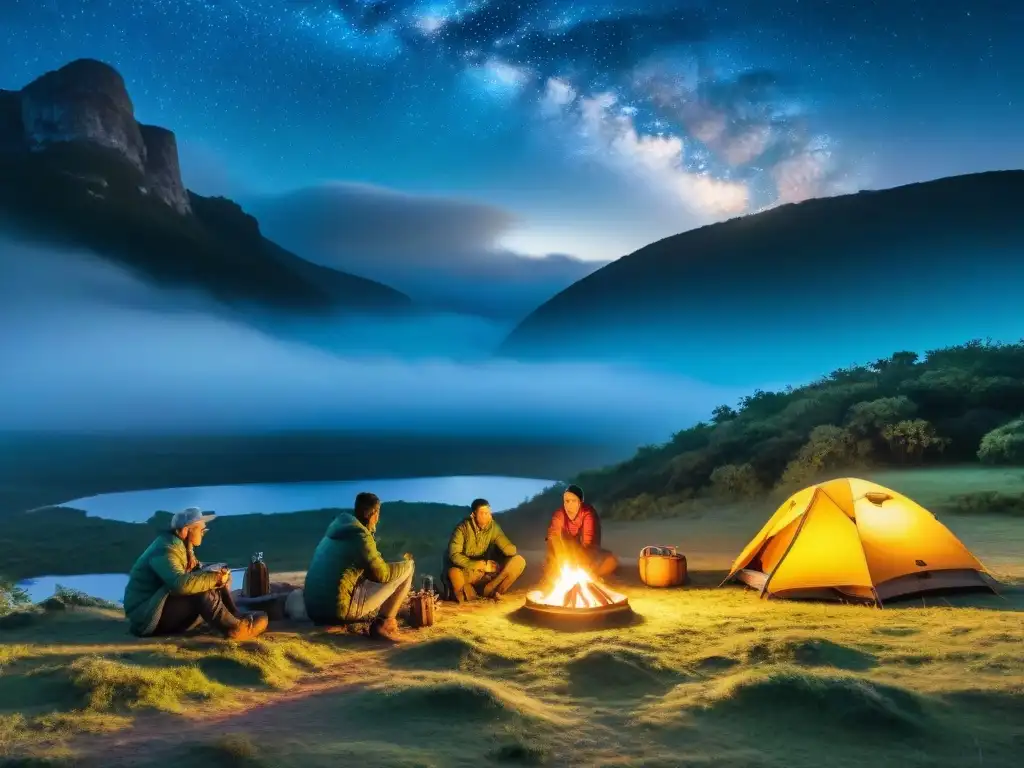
[{"xmin": 542, "ymin": 484, "xmax": 618, "ymax": 583}]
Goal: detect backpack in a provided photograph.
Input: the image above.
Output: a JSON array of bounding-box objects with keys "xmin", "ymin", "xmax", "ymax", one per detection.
[{"xmin": 243, "ymin": 552, "xmax": 270, "ymax": 598}]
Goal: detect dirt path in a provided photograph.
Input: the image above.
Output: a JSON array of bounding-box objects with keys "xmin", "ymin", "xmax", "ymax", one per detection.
[
  {"xmin": 69, "ymin": 603, "xmax": 500, "ymax": 767},
  {"xmin": 72, "ymin": 651, "xmax": 380, "ymax": 766}
]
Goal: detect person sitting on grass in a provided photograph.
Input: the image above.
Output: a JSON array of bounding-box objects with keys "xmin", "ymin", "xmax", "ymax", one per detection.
[
  {"xmin": 123, "ymin": 507, "xmax": 269, "ymax": 641},
  {"xmin": 303, "ymin": 492, "xmax": 414, "ymax": 642},
  {"xmin": 541, "ymin": 485, "xmax": 618, "ymax": 584},
  {"xmin": 441, "ymin": 498, "xmax": 526, "ymax": 603}
]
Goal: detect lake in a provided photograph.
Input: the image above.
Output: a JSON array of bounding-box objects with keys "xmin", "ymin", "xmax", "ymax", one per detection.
[
  {"xmin": 60, "ymin": 475, "xmax": 556, "ymax": 522},
  {"xmin": 19, "ymin": 569, "xmax": 248, "ymax": 605},
  {"xmin": 19, "ymin": 474, "xmax": 556, "ymax": 602}
]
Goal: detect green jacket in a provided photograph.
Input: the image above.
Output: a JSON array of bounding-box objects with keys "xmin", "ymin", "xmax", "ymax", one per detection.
[
  {"xmin": 443, "ymin": 516, "xmax": 517, "ymax": 572},
  {"xmin": 303, "ymin": 512, "xmax": 391, "ymax": 622},
  {"xmin": 122, "ymin": 532, "xmax": 220, "ymax": 636}
]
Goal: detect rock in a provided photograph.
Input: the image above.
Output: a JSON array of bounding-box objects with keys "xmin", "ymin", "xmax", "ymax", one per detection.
[
  {"xmin": 19, "ymin": 59, "xmax": 147, "ymax": 173},
  {"xmin": 0, "ymin": 608, "xmax": 42, "ymax": 630},
  {"xmin": 39, "ymin": 596, "xmax": 67, "ymax": 611},
  {"xmin": 285, "ymin": 589, "xmax": 309, "ymax": 622},
  {"xmin": 12, "ymin": 58, "xmax": 192, "ymax": 217},
  {"xmin": 0, "ymin": 89, "xmax": 24, "ymax": 152},
  {"xmin": 139, "ymin": 124, "xmax": 191, "ymax": 215}
]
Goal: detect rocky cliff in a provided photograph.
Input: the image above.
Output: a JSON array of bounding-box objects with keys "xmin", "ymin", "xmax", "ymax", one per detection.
[
  {"xmin": 0, "ymin": 58, "xmax": 414, "ymax": 314},
  {"xmin": 8, "ymin": 58, "xmax": 191, "ymax": 214},
  {"xmin": 138, "ymin": 124, "xmax": 190, "ymax": 214},
  {"xmin": 0, "ymin": 90, "xmax": 24, "ymax": 153}
]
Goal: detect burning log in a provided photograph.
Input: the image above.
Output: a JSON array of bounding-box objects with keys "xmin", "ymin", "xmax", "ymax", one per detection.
[
  {"xmin": 562, "ymin": 583, "xmax": 584, "ymax": 608},
  {"xmin": 583, "ymin": 582, "xmax": 613, "ymax": 607}
]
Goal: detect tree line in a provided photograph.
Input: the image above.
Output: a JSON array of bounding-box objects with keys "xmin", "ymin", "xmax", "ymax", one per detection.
[{"xmin": 506, "ymin": 339, "xmax": 1024, "ymax": 525}]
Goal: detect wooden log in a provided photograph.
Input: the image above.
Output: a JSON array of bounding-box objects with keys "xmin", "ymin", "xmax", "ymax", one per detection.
[
  {"xmin": 584, "ymin": 582, "xmax": 613, "ymax": 607},
  {"xmin": 563, "ymin": 584, "xmax": 584, "ymax": 608}
]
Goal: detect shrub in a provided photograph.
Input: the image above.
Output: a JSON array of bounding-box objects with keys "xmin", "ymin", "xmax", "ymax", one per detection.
[
  {"xmin": 0, "ymin": 577, "xmax": 30, "ymax": 617},
  {"xmin": 709, "ymin": 463, "xmax": 763, "ymax": 499},
  {"xmin": 608, "ymin": 493, "xmax": 665, "ymax": 521},
  {"xmin": 940, "ymin": 491, "xmax": 1024, "ymax": 517},
  {"xmin": 846, "ymin": 396, "xmax": 918, "ymax": 436},
  {"xmin": 778, "ymin": 426, "xmax": 868, "ymax": 488},
  {"xmin": 880, "ymin": 419, "xmax": 950, "ymax": 463},
  {"xmin": 977, "ymin": 418, "xmax": 1024, "ymax": 464}
]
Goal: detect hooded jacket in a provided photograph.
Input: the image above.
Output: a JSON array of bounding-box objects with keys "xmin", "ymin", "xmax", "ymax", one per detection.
[
  {"xmin": 122, "ymin": 532, "xmax": 219, "ymax": 636},
  {"xmin": 303, "ymin": 512, "xmax": 391, "ymax": 622}
]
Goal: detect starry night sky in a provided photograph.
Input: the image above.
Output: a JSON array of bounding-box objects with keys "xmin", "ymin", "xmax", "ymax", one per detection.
[{"xmin": 2, "ymin": 0, "xmax": 1021, "ymax": 263}]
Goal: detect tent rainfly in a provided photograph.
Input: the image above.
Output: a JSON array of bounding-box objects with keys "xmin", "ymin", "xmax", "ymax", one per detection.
[{"xmin": 722, "ymin": 477, "xmax": 998, "ymax": 605}]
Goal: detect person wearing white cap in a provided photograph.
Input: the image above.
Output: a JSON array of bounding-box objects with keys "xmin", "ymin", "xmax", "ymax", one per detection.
[{"xmin": 122, "ymin": 507, "xmax": 268, "ymax": 641}]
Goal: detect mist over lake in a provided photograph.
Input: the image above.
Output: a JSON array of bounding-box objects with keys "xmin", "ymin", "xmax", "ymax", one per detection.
[{"xmin": 61, "ymin": 476, "xmax": 557, "ymax": 523}]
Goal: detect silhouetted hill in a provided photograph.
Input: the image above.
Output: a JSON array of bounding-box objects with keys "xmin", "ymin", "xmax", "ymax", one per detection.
[
  {"xmin": 501, "ymin": 339, "xmax": 1024, "ymax": 541},
  {"xmin": 0, "ymin": 502, "xmax": 470, "ymax": 580},
  {"xmin": 499, "ymin": 171, "xmax": 1024, "ymax": 382},
  {"xmin": 0, "ymin": 59, "xmax": 411, "ymax": 314}
]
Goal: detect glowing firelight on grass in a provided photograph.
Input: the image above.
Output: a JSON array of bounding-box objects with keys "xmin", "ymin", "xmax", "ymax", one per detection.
[{"xmin": 526, "ymin": 562, "xmax": 628, "ymax": 609}]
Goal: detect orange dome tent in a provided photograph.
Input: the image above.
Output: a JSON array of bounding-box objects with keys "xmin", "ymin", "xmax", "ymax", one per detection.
[{"xmin": 722, "ymin": 477, "xmax": 997, "ymax": 605}]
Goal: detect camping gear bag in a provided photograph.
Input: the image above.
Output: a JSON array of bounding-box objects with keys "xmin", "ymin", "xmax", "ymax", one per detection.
[
  {"xmin": 639, "ymin": 546, "xmax": 687, "ymax": 587},
  {"xmin": 408, "ymin": 576, "xmax": 437, "ymax": 628},
  {"xmin": 243, "ymin": 552, "xmax": 270, "ymax": 598}
]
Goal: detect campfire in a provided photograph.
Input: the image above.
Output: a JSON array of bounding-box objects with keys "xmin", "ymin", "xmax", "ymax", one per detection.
[{"xmin": 521, "ymin": 562, "xmax": 632, "ymax": 627}]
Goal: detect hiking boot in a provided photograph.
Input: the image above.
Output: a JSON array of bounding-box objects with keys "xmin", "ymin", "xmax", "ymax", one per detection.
[
  {"xmin": 227, "ymin": 612, "xmax": 269, "ymax": 641},
  {"xmin": 368, "ymin": 617, "xmax": 403, "ymax": 642}
]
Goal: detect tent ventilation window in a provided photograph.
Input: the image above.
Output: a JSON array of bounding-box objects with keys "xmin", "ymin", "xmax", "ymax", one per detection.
[{"xmin": 864, "ymin": 492, "xmax": 892, "ymax": 505}]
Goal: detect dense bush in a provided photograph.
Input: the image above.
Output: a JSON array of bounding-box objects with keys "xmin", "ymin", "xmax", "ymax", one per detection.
[
  {"xmin": 502, "ymin": 339, "xmax": 1024, "ymax": 528},
  {"xmin": 709, "ymin": 463, "xmax": 763, "ymax": 499},
  {"xmin": 1, "ymin": 577, "xmax": 30, "ymax": 616},
  {"xmin": 940, "ymin": 491, "xmax": 1024, "ymax": 517},
  {"xmin": 977, "ymin": 418, "xmax": 1024, "ymax": 465}
]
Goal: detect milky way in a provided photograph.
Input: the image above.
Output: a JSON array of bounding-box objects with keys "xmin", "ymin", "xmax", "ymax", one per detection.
[{"xmin": 2, "ymin": 0, "xmax": 1021, "ymax": 261}]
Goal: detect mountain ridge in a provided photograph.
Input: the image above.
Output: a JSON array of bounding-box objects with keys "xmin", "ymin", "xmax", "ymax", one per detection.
[
  {"xmin": 498, "ymin": 169, "xmax": 1024, "ymax": 378},
  {"xmin": 0, "ymin": 58, "xmax": 412, "ymax": 314}
]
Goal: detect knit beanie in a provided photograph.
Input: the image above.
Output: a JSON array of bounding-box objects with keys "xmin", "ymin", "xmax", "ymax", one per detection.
[{"xmin": 565, "ymin": 484, "xmax": 584, "ymax": 503}]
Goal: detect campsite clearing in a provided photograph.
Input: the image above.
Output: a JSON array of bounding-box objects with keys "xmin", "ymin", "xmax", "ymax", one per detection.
[{"xmin": 1, "ymin": 500, "xmax": 1021, "ymax": 768}]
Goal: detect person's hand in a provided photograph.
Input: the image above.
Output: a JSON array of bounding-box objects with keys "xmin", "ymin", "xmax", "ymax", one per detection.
[
  {"xmin": 216, "ymin": 569, "xmax": 232, "ymax": 587},
  {"xmin": 486, "ymin": 560, "xmax": 499, "ymax": 573},
  {"xmin": 402, "ymin": 552, "xmax": 414, "ymax": 562}
]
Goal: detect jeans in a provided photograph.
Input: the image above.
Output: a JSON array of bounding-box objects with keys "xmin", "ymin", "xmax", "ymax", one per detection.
[
  {"xmin": 154, "ymin": 586, "xmax": 241, "ymax": 636},
  {"xmin": 446, "ymin": 554, "xmax": 527, "ymax": 600},
  {"xmin": 346, "ymin": 559, "xmax": 415, "ymax": 621}
]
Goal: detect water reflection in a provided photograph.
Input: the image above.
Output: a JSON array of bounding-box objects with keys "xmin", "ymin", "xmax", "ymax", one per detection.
[
  {"xmin": 20, "ymin": 569, "xmax": 247, "ymax": 604},
  {"xmin": 61, "ymin": 475, "xmax": 556, "ymax": 522}
]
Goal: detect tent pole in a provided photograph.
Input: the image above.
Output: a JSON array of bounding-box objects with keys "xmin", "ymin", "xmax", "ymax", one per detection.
[{"xmin": 760, "ymin": 489, "xmax": 819, "ymax": 599}]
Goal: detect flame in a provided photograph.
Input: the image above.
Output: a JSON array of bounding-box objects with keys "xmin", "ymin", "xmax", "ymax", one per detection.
[{"xmin": 527, "ymin": 562, "xmax": 626, "ymax": 608}]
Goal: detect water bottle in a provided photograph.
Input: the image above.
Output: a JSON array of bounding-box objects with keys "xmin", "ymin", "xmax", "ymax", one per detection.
[{"xmin": 422, "ymin": 575, "xmax": 434, "ymax": 596}]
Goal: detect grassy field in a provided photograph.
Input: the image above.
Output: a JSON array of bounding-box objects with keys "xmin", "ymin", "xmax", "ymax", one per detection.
[{"xmin": 0, "ymin": 467, "xmax": 1021, "ymax": 767}]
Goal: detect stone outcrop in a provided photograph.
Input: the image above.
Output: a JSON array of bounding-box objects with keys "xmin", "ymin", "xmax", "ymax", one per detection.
[
  {"xmin": 20, "ymin": 59, "xmax": 147, "ymax": 171},
  {"xmin": 139, "ymin": 124, "xmax": 190, "ymax": 215},
  {"xmin": 0, "ymin": 89, "xmax": 24, "ymax": 152},
  {"xmin": 8, "ymin": 58, "xmax": 191, "ymax": 214}
]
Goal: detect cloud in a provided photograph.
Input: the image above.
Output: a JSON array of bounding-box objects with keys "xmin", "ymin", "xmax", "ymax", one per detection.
[
  {"xmin": 548, "ymin": 85, "xmax": 749, "ymax": 216},
  {"xmin": 540, "ymin": 76, "xmax": 576, "ymax": 114},
  {"xmin": 243, "ymin": 183, "xmax": 604, "ymax": 321},
  {"xmin": 249, "ymin": 182, "xmax": 514, "ymax": 256},
  {"xmin": 294, "ymin": 3, "xmax": 853, "ymax": 216},
  {"xmin": 0, "ymin": 232, "xmax": 736, "ymax": 444},
  {"xmin": 466, "ymin": 57, "xmax": 531, "ymax": 96},
  {"xmin": 637, "ymin": 64, "xmax": 849, "ymax": 204}
]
